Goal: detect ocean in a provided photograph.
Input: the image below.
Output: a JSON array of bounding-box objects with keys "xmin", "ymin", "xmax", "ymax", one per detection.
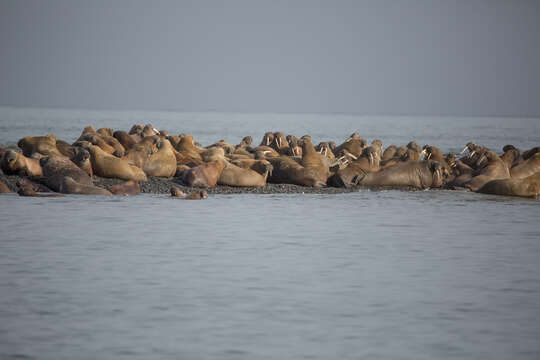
[{"xmin": 1, "ymin": 106, "xmax": 539, "ymax": 359}]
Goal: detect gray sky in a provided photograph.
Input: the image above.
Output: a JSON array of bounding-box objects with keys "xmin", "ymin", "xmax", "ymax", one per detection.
[{"xmin": 1, "ymin": 0, "xmax": 539, "ymax": 116}]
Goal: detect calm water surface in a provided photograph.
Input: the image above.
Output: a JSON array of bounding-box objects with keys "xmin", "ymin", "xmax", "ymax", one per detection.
[{"xmin": 0, "ymin": 107, "xmax": 539, "ymax": 359}]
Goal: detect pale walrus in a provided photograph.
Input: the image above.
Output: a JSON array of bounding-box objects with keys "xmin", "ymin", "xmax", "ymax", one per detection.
[
  {"xmin": 18, "ymin": 134, "xmax": 64, "ymax": 157},
  {"xmin": 477, "ymin": 172, "xmax": 540, "ymax": 198},
  {"xmin": 1, "ymin": 150, "xmax": 43, "ymax": 177},
  {"xmin": 84, "ymin": 144, "xmax": 147, "ymax": 181},
  {"xmin": 183, "ymin": 160, "xmax": 226, "ymax": 188}
]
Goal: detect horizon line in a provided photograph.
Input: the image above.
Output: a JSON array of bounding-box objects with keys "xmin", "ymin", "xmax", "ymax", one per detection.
[{"xmin": 0, "ymin": 104, "xmax": 538, "ymax": 120}]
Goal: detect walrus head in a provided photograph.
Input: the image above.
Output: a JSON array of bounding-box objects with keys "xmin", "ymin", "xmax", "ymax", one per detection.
[
  {"xmin": 430, "ymin": 161, "xmax": 445, "ymax": 187},
  {"xmin": 261, "ymin": 132, "xmax": 274, "ymax": 146}
]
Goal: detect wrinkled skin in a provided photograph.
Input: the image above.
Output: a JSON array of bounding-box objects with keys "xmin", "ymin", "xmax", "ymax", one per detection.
[
  {"xmin": 357, "ymin": 160, "xmax": 446, "ymax": 189},
  {"xmin": 509, "ymin": 153, "xmax": 540, "ymax": 179},
  {"xmin": 268, "ymin": 156, "xmax": 326, "ymax": 187},
  {"xmin": 18, "ymin": 134, "xmax": 64, "ymax": 157},
  {"xmin": 478, "ymin": 173, "xmax": 540, "ymax": 198},
  {"xmin": 329, "ymin": 146, "xmax": 380, "ymax": 187},
  {"xmin": 142, "ymin": 139, "xmax": 177, "ymax": 177},
  {"xmin": 183, "ymin": 160, "xmax": 226, "ymax": 188},
  {"xmin": 218, "ymin": 159, "xmax": 272, "ymax": 187},
  {"xmin": 300, "ymin": 138, "xmax": 329, "ymax": 185},
  {"xmin": 85, "ymin": 144, "xmax": 147, "ymax": 181},
  {"xmin": 1, "ymin": 150, "xmax": 43, "ymax": 177},
  {"xmin": 113, "ymin": 130, "xmax": 137, "ymax": 150},
  {"xmin": 40, "ymin": 156, "xmax": 111, "ymax": 195},
  {"xmin": 464, "ymin": 151, "xmax": 510, "ymax": 191}
]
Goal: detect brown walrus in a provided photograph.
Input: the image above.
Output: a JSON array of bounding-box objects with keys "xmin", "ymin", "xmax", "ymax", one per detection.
[
  {"xmin": 183, "ymin": 160, "xmax": 226, "ymax": 188},
  {"xmin": 109, "ymin": 180, "xmax": 141, "ymax": 195},
  {"xmin": 17, "ymin": 184, "xmax": 64, "ymax": 197},
  {"xmin": 464, "ymin": 150, "xmax": 510, "ymax": 191},
  {"xmin": 40, "ymin": 156, "xmax": 111, "ymax": 195},
  {"xmin": 1, "ymin": 150, "xmax": 43, "ymax": 177},
  {"xmin": 300, "ymin": 137, "xmax": 329, "ymax": 185},
  {"xmin": 113, "ymin": 130, "xmax": 138, "ymax": 150},
  {"xmin": 329, "ymin": 146, "xmax": 380, "ymax": 187},
  {"xmin": 71, "ymin": 148, "xmax": 93, "ymax": 177},
  {"xmin": 217, "ymin": 156, "xmax": 272, "ymax": 187},
  {"xmin": 142, "ymin": 139, "xmax": 177, "ymax": 177},
  {"xmin": 509, "ymin": 153, "xmax": 540, "ymax": 179},
  {"xmin": 0, "ymin": 179, "xmax": 11, "ymax": 193},
  {"xmin": 175, "ymin": 135, "xmax": 203, "ymax": 164},
  {"xmin": 85, "ymin": 144, "xmax": 147, "ymax": 181},
  {"xmin": 18, "ymin": 134, "xmax": 64, "ymax": 157},
  {"xmin": 170, "ymin": 187, "xmax": 207, "ymax": 200},
  {"xmin": 477, "ymin": 172, "xmax": 540, "ymax": 198},
  {"xmin": 357, "ymin": 160, "xmax": 446, "ymax": 189},
  {"xmin": 268, "ymin": 156, "xmax": 326, "ymax": 187}
]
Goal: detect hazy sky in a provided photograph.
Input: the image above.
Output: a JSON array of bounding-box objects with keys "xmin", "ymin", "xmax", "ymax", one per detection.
[{"xmin": 1, "ymin": 0, "xmax": 539, "ymax": 116}]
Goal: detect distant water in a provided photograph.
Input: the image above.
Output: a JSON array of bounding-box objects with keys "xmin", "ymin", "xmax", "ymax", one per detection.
[{"xmin": 0, "ymin": 106, "xmax": 539, "ymax": 360}]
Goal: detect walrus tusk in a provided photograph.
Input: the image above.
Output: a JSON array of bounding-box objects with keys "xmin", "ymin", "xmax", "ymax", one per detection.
[
  {"xmin": 369, "ymin": 153, "xmax": 373, "ymax": 166},
  {"xmin": 153, "ymin": 127, "xmax": 160, "ymax": 135},
  {"xmin": 427, "ymin": 153, "xmax": 432, "ymax": 160},
  {"xmin": 323, "ymin": 147, "xmax": 327, "ymax": 157},
  {"xmin": 460, "ymin": 146, "xmax": 468, "ymax": 154},
  {"xmin": 469, "ymin": 150, "xmax": 475, "ymax": 158}
]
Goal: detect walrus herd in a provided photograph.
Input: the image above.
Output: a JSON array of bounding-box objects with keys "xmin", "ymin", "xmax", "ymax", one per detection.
[{"xmin": 1, "ymin": 124, "xmax": 539, "ymax": 199}]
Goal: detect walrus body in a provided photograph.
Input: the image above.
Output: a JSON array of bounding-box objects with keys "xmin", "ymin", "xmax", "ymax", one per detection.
[
  {"xmin": 1, "ymin": 150, "xmax": 43, "ymax": 177},
  {"xmin": 86, "ymin": 144, "xmax": 147, "ymax": 181},
  {"xmin": 40, "ymin": 156, "xmax": 110, "ymax": 195},
  {"xmin": 184, "ymin": 161, "xmax": 225, "ymax": 188},
  {"xmin": 18, "ymin": 134, "xmax": 64, "ymax": 157},
  {"xmin": 357, "ymin": 160, "xmax": 445, "ymax": 189},
  {"xmin": 478, "ymin": 173, "xmax": 540, "ymax": 198}
]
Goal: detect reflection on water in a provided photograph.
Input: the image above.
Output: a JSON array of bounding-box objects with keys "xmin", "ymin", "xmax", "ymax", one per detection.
[{"xmin": 0, "ymin": 107, "xmax": 540, "ymax": 359}]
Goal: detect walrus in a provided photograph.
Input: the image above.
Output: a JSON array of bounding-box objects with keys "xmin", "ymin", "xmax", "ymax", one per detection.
[
  {"xmin": 357, "ymin": 160, "xmax": 446, "ymax": 189},
  {"xmin": 183, "ymin": 160, "xmax": 226, "ymax": 188},
  {"xmin": 17, "ymin": 184, "xmax": 64, "ymax": 197},
  {"xmin": 175, "ymin": 135, "xmax": 203, "ymax": 163},
  {"xmin": 142, "ymin": 139, "xmax": 177, "ymax": 177},
  {"xmin": 268, "ymin": 156, "xmax": 326, "ymax": 187},
  {"xmin": 113, "ymin": 130, "xmax": 137, "ymax": 150},
  {"xmin": 1, "ymin": 150, "xmax": 43, "ymax": 177},
  {"xmin": 170, "ymin": 186, "xmax": 185, "ymax": 197},
  {"xmin": 18, "ymin": 134, "xmax": 64, "ymax": 157},
  {"xmin": 464, "ymin": 150, "xmax": 510, "ymax": 191},
  {"xmin": 509, "ymin": 153, "xmax": 540, "ymax": 179},
  {"xmin": 71, "ymin": 148, "xmax": 93, "ymax": 177},
  {"xmin": 109, "ymin": 180, "xmax": 141, "ymax": 195},
  {"xmin": 382, "ymin": 145, "xmax": 398, "ymax": 161},
  {"xmin": 16, "ymin": 178, "xmax": 53, "ymax": 193},
  {"xmin": 40, "ymin": 156, "xmax": 111, "ymax": 195},
  {"xmin": 477, "ymin": 172, "xmax": 540, "ymax": 198},
  {"xmin": 207, "ymin": 140, "xmax": 235, "ymax": 155},
  {"xmin": 260, "ymin": 132, "xmax": 275, "ymax": 147},
  {"xmin": 184, "ymin": 190, "xmax": 208, "ymax": 200},
  {"xmin": 500, "ymin": 145, "xmax": 522, "ymax": 169},
  {"xmin": 84, "ymin": 144, "xmax": 147, "ymax": 181},
  {"xmin": 123, "ymin": 135, "xmax": 160, "ymax": 169},
  {"xmin": 56, "ymin": 139, "xmax": 77, "ymax": 158},
  {"xmin": 218, "ymin": 158, "xmax": 272, "ymax": 187},
  {"xmin": 333, "ymin": 136, "xmax": 366, "ymax": 158},
  {"xmin": 0, "ymin": 179, "xmax": 11, "ymax": 193},
  {"xmin": 300, "ymin": 137, "xmax": 329, "ymax": 185},
  {"xmin": 329, "ymin": 146, "xmax": 380, "ymax": 187}
]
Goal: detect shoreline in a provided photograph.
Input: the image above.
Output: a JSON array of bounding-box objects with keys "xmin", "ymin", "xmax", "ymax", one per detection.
[{"xmin": 1, "ymin": 173, "xmax": 429, "ymax": 195}]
